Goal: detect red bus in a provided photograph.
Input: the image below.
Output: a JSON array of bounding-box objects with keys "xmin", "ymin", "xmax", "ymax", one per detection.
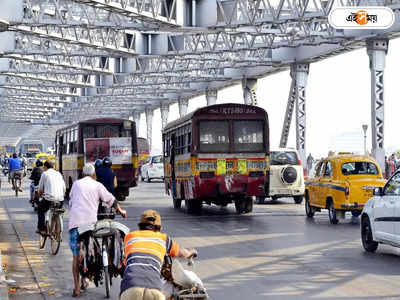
[
  {"xmin": 55, "ymin": 118, "xmax": 139, "ymax": 201},
  {"xmin": 162, "ymin": 103, "xmax": 270, "ymax": 214}
]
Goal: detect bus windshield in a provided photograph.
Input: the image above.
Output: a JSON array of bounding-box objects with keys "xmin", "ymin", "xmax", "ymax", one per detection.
[
  {"xmin": 233, "ymin": 120, "xmax": 264, "ymax": 152},
  {"xmin": 199, "ymin": 121, "xmax": 230, "ymax": 152},
  {"xmin": 199, "ymin": 120, "xmax": 264, "ymax": 153}
]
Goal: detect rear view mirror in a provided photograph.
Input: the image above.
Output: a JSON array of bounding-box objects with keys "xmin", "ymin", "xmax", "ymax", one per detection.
[{"xmin": 373, "ymin": 187, "xmax": 383, "ymax": 196}]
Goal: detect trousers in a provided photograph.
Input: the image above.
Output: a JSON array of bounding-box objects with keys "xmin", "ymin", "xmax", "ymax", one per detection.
[{"xmin": 120, "ymin": 287, "xmax": 165, "ymax": 300}]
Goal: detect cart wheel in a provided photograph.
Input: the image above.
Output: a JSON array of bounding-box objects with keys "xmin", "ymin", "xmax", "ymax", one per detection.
[{"xmin": 104, "ymin": 266, "xmax": 110, "ymax": 298}]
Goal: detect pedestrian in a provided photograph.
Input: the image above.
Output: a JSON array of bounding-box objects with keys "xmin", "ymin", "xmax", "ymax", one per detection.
[
  {"xmin": 68, "ymin": 163, "xmax": 126, "ymax": 297},
  {"xmin": 306, "ymin": 153, "xmax": 314, "ymax": 175},
  {"xmin": 385, "ymin": 156, "xmax": 390, "ymax": 179},
  {"xmin": 36, "ymin": 161, "xmax": 66, "ymax": 235},
  {"xmin": 120, "ymin": 209, "xmax": 197, "ymax": 300}
]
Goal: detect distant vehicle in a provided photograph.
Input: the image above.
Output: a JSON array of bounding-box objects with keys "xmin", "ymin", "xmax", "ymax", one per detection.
[
  {"xmin": 137, "ymin": 137, "xmax": 150, "ymax": 172},
  {"xmin": 257, "ymin": 148, "xmax": 304, "ymax": 204},
  {"xmin": 55, "ymin": 118, "xmax": 139, "ymax": 201},
  {"xmin": 361, "ymin": 170, "xmax": 400, "ymax": 252},
  {"xmin": 305, "ymin": 154, "xmax": 386, "ymax": 224},
  {"xmin": 141, "ymin": 155, "xmax": 164, "ymax": 182},
  {"xmin": 18, "ymin": 140, "xmax": 44, "ymax": 156},
  {"xmin": 163, "ymin": 103, "xmax": 270, "ymax": 214}
]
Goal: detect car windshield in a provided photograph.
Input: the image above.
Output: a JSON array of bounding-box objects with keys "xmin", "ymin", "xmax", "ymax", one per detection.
[
  {"xmin": 341, "ymin": 161, "xmax": 378, "ymax": 175},
  {"xmin": 152, "ymin": 156, "xmax": 163, "ymax": 164},
  {"xmin": 270, "ymin": 151, "xmax": 298, "ymax": 165}
]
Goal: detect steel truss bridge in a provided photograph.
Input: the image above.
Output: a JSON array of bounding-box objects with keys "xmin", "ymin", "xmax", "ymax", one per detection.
[{"xmin": 0, "ymin": 0, "xmax": 399, "ymax": 169}]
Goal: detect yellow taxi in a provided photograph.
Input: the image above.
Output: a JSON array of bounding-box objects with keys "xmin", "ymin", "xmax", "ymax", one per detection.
[
  {"xmin": 35, "ymin": 152, "xmax": 56, "ymax": 163},
  {"xmin": 305, "ymin": 154, "xmax": 386, "ymax": 224}
]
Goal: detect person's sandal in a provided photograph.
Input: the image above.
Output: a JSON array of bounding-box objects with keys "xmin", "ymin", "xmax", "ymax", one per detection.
[
  {"xmin": 72, "ymin": 290, "xmax": 81, "ymax": 297},
  {"xmin": 80, "ymin": 279, "xmax": 89, "ymax": 291}
]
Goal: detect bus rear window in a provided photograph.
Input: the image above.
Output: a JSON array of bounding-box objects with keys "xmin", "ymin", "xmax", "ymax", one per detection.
[
  {"xmin": 199, "ymin": 121, "xmax": 229, "ymax": 152},
  {"xmin": 97, "ymin": 125, "xmax": 119, "ymax": 137},
  {"xmin": 233, "ymin": 120, "xmax": 264, "ymax": 152}
]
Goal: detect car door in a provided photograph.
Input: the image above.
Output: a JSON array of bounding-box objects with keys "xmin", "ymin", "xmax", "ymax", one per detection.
[
  {"xmin": 318, "ymin": 161, "xmax": 333, "ymax": 208},
  {"xmin": 373, "ymin": 173, "xmax": 400, "ymax": 241},
  {"xmin": 387, "ymin": 173, "xmax": 400, "ymax": 244},
  {"xmin": 307, "ymin": 161, "xmax": 322, "ymax": 207},
  {"xmin": 313, "ymin": 161, "xmax": 326, "ymax": 207}
]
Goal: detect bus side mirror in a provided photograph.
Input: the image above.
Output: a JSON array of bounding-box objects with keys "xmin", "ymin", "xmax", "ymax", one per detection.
[{"xmin": 373, "ymin": 187, "xmax": 383, "ymax": 196}]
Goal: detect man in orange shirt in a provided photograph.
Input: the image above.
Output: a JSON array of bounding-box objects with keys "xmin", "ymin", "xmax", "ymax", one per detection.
[{"xmin": 120, "ymin": 210, "xmax": 196, "ymax": 300}]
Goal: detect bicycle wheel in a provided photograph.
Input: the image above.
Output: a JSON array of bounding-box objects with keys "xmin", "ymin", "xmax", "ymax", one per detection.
[
  {"xmin": 104, "ymin": 266, "xmax": 110, "ymax": 298},
  {"xmin": 50, "ymin": 214, "xmax": 61, "ymax": 255},
  {"xmin": 39, "ymin": 221, "xmax": 48, "ymax": 249}
]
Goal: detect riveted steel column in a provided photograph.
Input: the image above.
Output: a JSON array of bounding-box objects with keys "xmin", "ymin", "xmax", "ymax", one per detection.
[
  {"xmin": 206, "ymin": 89, "xmax": 217, "ymax": 106},
  {"xmin": 132, "ymin": 111, "xmax": 141, "ymax": 136},
  {"xmin": 242, "ymin": 78, "xmax": 258, "ymax": 105},
  {"xmin": 160, "ymin": 103, "xmax": 169, "ymax": 129},
  {"xmin": 279, "ymin": 65, "xmax": 297, "ymax": 148},
  {"xmin": 178, "ymin": 98, "xmax": 189, "ymax": 117},
  {"xmin": 367, "ymin": 39, "xmax": 388, "ymax": 173},
  {"xmin": 145, "ymin": 108, "xmax": 153, "ymax": 151},
  {"xmin": 294, "ymin": 63, "xmax": 309, "ymax": 172}
]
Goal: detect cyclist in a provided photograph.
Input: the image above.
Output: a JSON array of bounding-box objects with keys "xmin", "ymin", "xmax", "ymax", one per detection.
[
  {"xmin": 68, "ymin": 163, "xmax": 126, "ymax": 297},
  {"xmin": 36, "ymin": 161, "xmax": 66, "ymax": 236},
  {"xmin": 120, "ymin": 210, "xmax": 197, "ymax": 300},
  {"xmin": 29, "ymin": 159, "xmax": 43, "ymax": 206},
  {"xmin": 8, "ymin": 153, "xmax": 23, "ymax": 192},
  {"xmin": 96, "ymin": 157, "xmax": 117, "ymax": 196}
]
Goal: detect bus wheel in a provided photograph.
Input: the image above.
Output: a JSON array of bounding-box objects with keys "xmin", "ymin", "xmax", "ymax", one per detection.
[
  {"xmin": 234, "ymin": 198, "xmax": 246, "ymax": 214},
  {"xmin": 173, "ymin": 197, "xmax": 182, "ymax": 209},
  {"xmin": 185, "ymin": 200, "xmax": 202, "ymax": 214},
  {"xmin": 244, "ymin": 197, "xmax": 253, "ymax": 213}
]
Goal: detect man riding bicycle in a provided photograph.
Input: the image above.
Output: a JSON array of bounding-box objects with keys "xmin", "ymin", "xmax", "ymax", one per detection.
[
  {"xmin": 29, "ymin": 159, "xmax": 43, "ymax": 205},
  {"xmin": 36, "ymin": 161, "xmax": 66, "ymax": 235},
  {"xmin": 68, "ymin": 163, "xmax": 126, "ymax": 297},
  {"xmin": 8, "ymin": 153, "xmax": 23, "ymax": 192},
  {"xmin": 120, "ymin": 210, "xmax": 197, "ymax": 300}
]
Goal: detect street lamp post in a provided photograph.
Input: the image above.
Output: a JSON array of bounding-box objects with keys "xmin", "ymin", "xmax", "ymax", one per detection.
[{"xmin": 362, "ymin": 124, "xmax": 368, "ymax": 155}]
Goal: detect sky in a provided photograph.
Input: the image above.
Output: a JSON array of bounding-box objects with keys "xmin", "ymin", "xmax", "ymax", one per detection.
[{"xmin": 138, "ymin": 38, "xmax": 400, "ymax": 159}]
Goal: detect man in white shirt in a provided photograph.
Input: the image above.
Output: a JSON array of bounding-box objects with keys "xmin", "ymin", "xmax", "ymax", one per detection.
[
  {"xmin": 36, "ymin": 160, "xmax": 66, "ymax": 235},
  {"xmin": 68, "ymin": 163, "xmax": 126, "ymax": 297}
]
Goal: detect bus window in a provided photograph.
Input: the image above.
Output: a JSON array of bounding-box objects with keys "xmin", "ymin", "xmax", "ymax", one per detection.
[
  {"xmin": 83, "ymin": 126, "xmax": 95, "ymax": 138},
  {"xmin": 233, "ymin": 120, "xmax": 264, "ymax": 152},
  {"xmin": 187, "ymin": 132, "xmax": 191, "ymax": 153},
  {"xmin": 97, "ymin": 125, "xmax": 119, "ymax": 137},
  {"xmin": 199, "ymin": 120, "xmax": 229, "ymax": 152}
]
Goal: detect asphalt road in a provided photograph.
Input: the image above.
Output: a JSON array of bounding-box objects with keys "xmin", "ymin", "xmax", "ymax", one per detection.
[{"xmin": 1, "ymin": 175, "xmax": 400, "ymax": 300}]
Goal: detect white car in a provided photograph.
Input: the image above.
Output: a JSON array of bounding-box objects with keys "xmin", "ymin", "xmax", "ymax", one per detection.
[
  {"xmin": 263, "ymin": 148, "xmax": 305, "ymax": 204},
  {"xmin": 140, "ymin": 155, "xmax": 164, "ymax": 182},
  {"xmin": 361, "ymin": 170, "xmax": 400, "ymax": 253}
]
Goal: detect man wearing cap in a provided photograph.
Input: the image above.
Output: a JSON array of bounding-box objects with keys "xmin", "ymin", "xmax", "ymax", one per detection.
[
  {"xmin": 120, "ymin": 210, "xmax": 197, "ymax": 300},
  {"xmin": 68, "ymin": 163, "xmax": 127, "ymax": 297}
]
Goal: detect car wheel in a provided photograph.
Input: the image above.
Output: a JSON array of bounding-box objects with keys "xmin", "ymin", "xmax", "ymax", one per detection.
[
  {"xmin": 141, "ymin": 175, "xmax": 144, "ymax": 182},
  {"xmin": 361, "ymin": 216, "xmax": 378, "ymax": 252},
  {"xmin": 270, "ymin": 196, "xmax": 278, "ymax": 203},
  {"xmin": 328, "ymin": 200, "xmax": 339, "ymax": 225},
  {"xmin": 147, "ymin": 172, "xmax": 151, "ymax": 183},
  {"xmin": 305, "ymin": 195, "xmax": 315, "ymax": 218},
  {"xmin": 294, "ymin": 195, "xmax": 303, "ymax": 204}
]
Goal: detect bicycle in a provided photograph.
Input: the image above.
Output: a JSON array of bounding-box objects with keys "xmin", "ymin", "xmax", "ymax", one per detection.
[
  {"xmin": 11, "ymin": 171, "xmax": 22, "ymax": 197},
  {"xmin": 78, "ymin": 210, "xmax": 128, "ymax": 298},
  {"xmin": 39, "ymin": 201, "xmax": 65, "ymax": 255}
]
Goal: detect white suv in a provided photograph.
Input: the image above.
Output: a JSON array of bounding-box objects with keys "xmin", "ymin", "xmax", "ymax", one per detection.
[
  {"xmin": 140, "ymin": 155, "xmax": 164, "ymax": 182},
  {"xmin": 258, "ymin": 148, "xmax": 305, "ymax": 204},
  {"xmin": 361, "ymin": 170, "xmax": 400, "ymax": 253}
]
